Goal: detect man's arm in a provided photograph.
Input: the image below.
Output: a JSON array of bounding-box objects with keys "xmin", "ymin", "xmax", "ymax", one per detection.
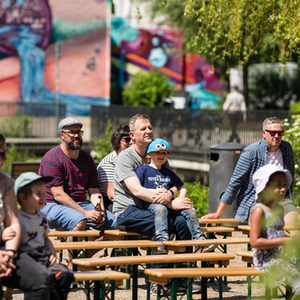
[
  {"xmin": 124, "ymin": 176, "xmax": 172, "ymax": 205},
  {"xmin": 103, "ymin": 182, "xmax": 114, "ymax": 201},
  {"xmin": 202, "ymin": 148, "xmax": 252, "ymax": 219}
]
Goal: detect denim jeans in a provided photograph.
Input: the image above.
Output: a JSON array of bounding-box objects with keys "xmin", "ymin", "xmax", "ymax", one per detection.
[
  {"xmin": 147, "ymin": 203, "xmax": 169, "ymax": 242},
  {"xmin": 116, "ymin": 205, "xmax": 190, "ymax": 241},
  {"xmin": 180, "ymin": 208, "xmax": 205, "ymax": 240}
]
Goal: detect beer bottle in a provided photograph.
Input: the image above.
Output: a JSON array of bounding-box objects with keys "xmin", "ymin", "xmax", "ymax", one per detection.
[{"xmin": 95, "ymin": 195, "xmax": 103, "ymax": 212}]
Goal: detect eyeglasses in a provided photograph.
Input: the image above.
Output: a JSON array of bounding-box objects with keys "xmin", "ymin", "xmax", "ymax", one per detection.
[
  {"xmin": 121, "ymin": 137, "xmax": 131, "ymax": 143},
  {"xmin": 63, "ymin": 130, "xmax": 84, "ymax": 137},
  {"xmin": 265, "ymin": 130, "xmax": 284, "ymax": 137},
  {"xmin": 0, "ymin": 150, "xmax": 7, "ymax": 157}
]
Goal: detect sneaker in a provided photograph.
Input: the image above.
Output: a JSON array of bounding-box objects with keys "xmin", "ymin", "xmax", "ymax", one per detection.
[
  {"xmin": 195, "ymin": 244, "xmax": 218, "ymax": 253},
  {"xmin": 150, "ymin": 282, "xmax": 169, "ymax": 296},
  {"xmin": 176, "ymin": 280, "xmax": 201, "ymax": 293},
  {"xmin": 157, "ymin": 244, "xmax": 168, "ymax": 254}
]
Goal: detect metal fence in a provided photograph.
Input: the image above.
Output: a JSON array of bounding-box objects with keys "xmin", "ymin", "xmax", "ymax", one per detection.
[
  {"xmin": 0, "ymin": 102, "xmax": 297, "ymax": 162},
  {"xmin": 92, "ymin": 105, "xmax": 296, "ymax": 162}
]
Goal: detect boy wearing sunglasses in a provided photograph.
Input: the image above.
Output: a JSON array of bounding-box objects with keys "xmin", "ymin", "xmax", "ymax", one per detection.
[{"xmin": 202, "ymin": 116, "xmax": 299, "ymax": 228}]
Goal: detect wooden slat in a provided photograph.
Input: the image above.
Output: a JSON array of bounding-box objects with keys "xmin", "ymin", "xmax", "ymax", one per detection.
[
  {"xmin": 198, "ymin": 218, "xmax": 242, "ymax": 225},
  {"xmin": 201, "ymin": 226, "xmax": 235, "ymax": 233},
  {"xmin": 145, "ymin": 267, "xmax": 264, "ymax": 282},
  {"xmin": 164, "ymin": 238, "xmax": 250, "ymax": 252},
  {"xmin": 47, "ymin": 230, "xmax": 101, "ymax": 238},
  {"xmin": 72, "ymin": 253, "xmax": 234, "ymax": 269},
  {"xmin": 74, "ymin": 270, "xmax": 130, "ymax": 282},
  {"xmin": 53, "ymin": 240, "xmax": 162, "ymax": 250}
]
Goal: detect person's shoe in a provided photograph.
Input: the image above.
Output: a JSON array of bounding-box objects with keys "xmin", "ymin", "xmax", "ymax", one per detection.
[
  {"xmin": 176, "ymin": 280, "xmax": 201, "ymax": 293},
  {"xmin": 150, "ymin": 282, "xmax": 169, "ymax": 296},
  {"xmin": 157, "ymin": 244, "xmax": 168, "ymax": 254},
  {"xmin": 195, "ymin": 244, "xmax": 218, "ymax": 253}
]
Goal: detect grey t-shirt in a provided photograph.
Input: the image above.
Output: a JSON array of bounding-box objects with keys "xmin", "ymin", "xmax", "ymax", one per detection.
[{"xmin": 113, "ymin": 146, "xmax": 145, "ymax": 218}]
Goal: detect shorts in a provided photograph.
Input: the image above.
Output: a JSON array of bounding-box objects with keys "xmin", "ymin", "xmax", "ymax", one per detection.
[
  {"xmin": 41, "ymin": 201, "xmax": 115, "ymax": 231},
  {"xmin": 278, "ymin": 198, "xmax": 298, "ymax": 216}
]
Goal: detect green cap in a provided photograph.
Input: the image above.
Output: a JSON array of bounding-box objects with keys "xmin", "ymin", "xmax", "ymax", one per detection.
[{"xmin": 14, "ymin": 172, "xmax": 53, "ymax": 195}]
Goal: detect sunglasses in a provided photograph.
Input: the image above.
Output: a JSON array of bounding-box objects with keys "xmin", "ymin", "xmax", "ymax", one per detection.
[
  {"xmin": 265, "ymin": 130, "xmax": 284, "ymax": 137},
  {"xmin": 0, "ymin": 150, "xmax": 7, "ymax": 157},
  {"xmin": 121, "ymin": 137, "xmax": 131, "ymax": 143}
]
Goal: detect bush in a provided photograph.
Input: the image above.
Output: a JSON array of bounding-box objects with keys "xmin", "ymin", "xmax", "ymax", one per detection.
[
  {"xmin": 122, "ymin": 70, "xmax": 173, "ymax": 107},
  {"xmin": 283, "ymin": 115, "xmax": 300, "ymax": 208},
  {"xmin": 0, "ymin": 115, "xmax": 32, "ymax": 137},
  {"xmin": 92, "ymin": 121, "xmax": 114, "ymax": 162},
  {"xmin": 185, "ymin": 181, "xmax": 209, "ymax": 217}
]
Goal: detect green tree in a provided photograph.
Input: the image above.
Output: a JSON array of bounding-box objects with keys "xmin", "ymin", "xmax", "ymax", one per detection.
[
  {"xmin": 283, "ymin": 115, "xmax": 300, "ymax": 208},
  {"xmin": 122, "ymin": 70, "xmax": 173, "ymax": 107},
  {"xmin": 184, "ymin": 0, "xmax": 300, "ymax": 105},
  {"xmin": 92, "ymin": 121, "xmax": 114, "ymax": 162}
]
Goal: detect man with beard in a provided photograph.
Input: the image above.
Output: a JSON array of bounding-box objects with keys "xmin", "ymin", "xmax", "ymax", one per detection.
[{"xmin": 39, "ymin": 117, "xmax": 115, "ymax": 235}]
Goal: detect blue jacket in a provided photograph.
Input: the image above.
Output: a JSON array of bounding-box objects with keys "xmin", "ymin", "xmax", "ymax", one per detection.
[{"xmin": 221, "ymin": 138, "xmax": 294, "ymax": 222}]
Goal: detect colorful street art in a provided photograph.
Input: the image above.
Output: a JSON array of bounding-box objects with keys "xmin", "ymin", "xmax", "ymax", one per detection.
[
  {"xmin": 0, "ymin": 0, "xmax": 111, "ymax": 115},
  {"xmin": 111, "ymin": 16, "xmax": 226, "ymax": 109}
]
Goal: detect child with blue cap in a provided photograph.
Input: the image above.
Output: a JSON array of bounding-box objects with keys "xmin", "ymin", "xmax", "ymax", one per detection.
[{"xmin": 136, "ymin": 138, "xmax": 216, "ymax": 253}]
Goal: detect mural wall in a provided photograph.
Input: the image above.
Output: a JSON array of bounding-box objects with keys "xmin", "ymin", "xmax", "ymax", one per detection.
[
  {"xmin": 111, "ymin": 16, "xmax": 226, "ymax": 109},
  {"xmin": 0, "ymin": 0, "xmax": 111, "ymax": 115}
]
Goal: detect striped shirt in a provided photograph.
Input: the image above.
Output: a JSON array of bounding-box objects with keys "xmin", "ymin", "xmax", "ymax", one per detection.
[
  {"xmin": 221, "ymin": 138, "xmax": 294, "ymax": 222},
  {"xmin": 39, "ymin": 145, "xmax": 99, "ymax": 203},
  {"xmin": 97, "ymin": 151, "xmax": 117, "ymax": 196}
]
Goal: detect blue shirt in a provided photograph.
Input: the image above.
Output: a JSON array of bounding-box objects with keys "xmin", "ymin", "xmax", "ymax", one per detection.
[
  {"xmin": 221, "ymin": 138, "xmax": 294, "ymax": 222},
  {"xmin": 136, "ymin": 165, "xmax": 183, "ymax": 190}
]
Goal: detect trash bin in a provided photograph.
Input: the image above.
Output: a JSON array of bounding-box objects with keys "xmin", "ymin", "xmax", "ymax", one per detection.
[{"xmin": 209, "ymin": 142, "xmax": 245, "ymax": 219}]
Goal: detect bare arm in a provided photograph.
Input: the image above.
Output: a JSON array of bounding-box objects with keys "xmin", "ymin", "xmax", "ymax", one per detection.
[
  {"xmin": 4, "ymin": 188, "xmax": 21, "ymax": 253},
  {"xmin": 51, "ymin": 185, "xmax": 101, "ymax": 223},
  {"xmin": 44, "ymin": 236, "xmax": 59, "ymax": 264},
  {"xmin": 250, "ymin": 206, "xmax": 288, "ymax": 249},
  {"xmin": 178, "ymin": 185, "xmax": 187, "ymax": 198},
  {"xmin": 103, "ymin": 182, "xmax": 114, "ymax": 202},
  {"xmin": 124, "ymin": 176, "xmax": 172, "ymax": 205},
  {"xmin": 201, "ymin": 201, "xmax": 228, "ymax": 220}
]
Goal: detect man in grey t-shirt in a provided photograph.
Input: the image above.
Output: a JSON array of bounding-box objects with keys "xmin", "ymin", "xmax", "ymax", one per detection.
[{"xmin": 113, "ymin": 114, "xmax": 192, "ymax": 240}]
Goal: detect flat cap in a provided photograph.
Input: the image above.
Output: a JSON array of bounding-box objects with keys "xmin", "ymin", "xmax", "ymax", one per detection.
[{"xmin": 58, "ymin": 117, "xmax": 83, "ymax": 132}]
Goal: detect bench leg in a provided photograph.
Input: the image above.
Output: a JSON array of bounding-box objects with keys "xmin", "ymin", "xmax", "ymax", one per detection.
[
  {"xmin": 186, "ymin": 279, "xmax": 193, "ymax": 300},
  {"xmin": 132, "ymin": 264, "xmax": 138, "ymax": 300},
  {"xmin": 201, "ymin": 277, "xmax": 208, "ymax": 300},
  {"xmin": 218, "ymin": 276, "xmax": 223, "ymax": 300},
  {"xmin": 170, "ymin": 278, "xmax": 178, "ymax": 300}
]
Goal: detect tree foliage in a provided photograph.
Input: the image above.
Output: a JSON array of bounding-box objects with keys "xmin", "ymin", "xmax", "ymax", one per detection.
[
  {"xmin": 184, "ymin": 0, "xmax": 300, "ymax": 66},
  {"xmin": 283, "ymin": 115, "xmax": 300, "ymax": 207},
  {"xmin": 122, "ymin": 70, "xmax": 173, "ymax": 107},
  {"xmin": 92, "ymin": 121, "xmax": 114, "ymax": 162}
]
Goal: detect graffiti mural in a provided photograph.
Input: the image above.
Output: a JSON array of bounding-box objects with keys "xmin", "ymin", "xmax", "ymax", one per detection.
[
  {"xmin": 111, "ymin": 16, "xmax": 225, "ymax": 108},
  {"xmin": 0, "ymin": 0, "xmax": 111, "ymax": 115}
]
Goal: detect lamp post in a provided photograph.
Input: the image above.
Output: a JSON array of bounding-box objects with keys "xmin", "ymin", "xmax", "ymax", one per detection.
[{"xmin": 55, "ymin": 41, "xmax": 61, "ymax": 136}]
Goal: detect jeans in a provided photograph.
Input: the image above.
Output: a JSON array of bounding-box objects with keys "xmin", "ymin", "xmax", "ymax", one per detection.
[
  {"xmin": 41, "ymin": 201, "xmax": 115, "ymax": 231},
  {"xmin": 180, "ymin": 208, "xmax": 205, "ymax": 240},
  {"xmin": 147, "ymin": 204, "xmax": 169, "ymax": 242},
  {"xmin": 116, "ymin": 205, "xmax": 190, "ymax": 241}
]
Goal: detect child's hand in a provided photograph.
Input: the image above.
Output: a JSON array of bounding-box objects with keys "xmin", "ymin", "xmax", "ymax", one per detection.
[
  {"xmin": 48, "ymin": 253, "xmax": 59, "ymax": 265},
  {"xmin": 2, "ymin": 227, "xmax": 16, "ymax": 242}
]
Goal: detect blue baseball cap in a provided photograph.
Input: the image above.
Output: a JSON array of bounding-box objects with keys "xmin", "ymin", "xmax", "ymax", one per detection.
[{"xmin": 147, "ymin": 138, "xmax": 172, "ymax": 154}]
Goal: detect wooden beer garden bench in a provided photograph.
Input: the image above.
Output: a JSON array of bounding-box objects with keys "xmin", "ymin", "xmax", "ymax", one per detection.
[
  {"xmin": 144, "ymin": 266, "xmax": 265, "ymax": 300},
  {"xmin": 73, "ymin": 252, "xmax": 235, "ymax": 300},
  {"xmin": 74, "ymin": 270, "xmax": 130, "ymax": 300},
  {"xmin": 11, "ymin": 161, "xmax": 40, "ymax": 179},
  {"xmin": 163, "ymin": 237, "xmax": 250, "ymax": 253}
]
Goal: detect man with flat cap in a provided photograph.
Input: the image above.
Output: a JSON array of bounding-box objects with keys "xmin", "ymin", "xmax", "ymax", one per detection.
[{"xmin": 39, "ymin": 117, "xmax": 115, "ymax": 237}]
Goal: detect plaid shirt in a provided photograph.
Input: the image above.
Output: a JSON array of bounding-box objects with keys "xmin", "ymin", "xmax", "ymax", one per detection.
[{"xmin": 221, "ymin": 138, "xmax": 294, "ymax": 222}]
